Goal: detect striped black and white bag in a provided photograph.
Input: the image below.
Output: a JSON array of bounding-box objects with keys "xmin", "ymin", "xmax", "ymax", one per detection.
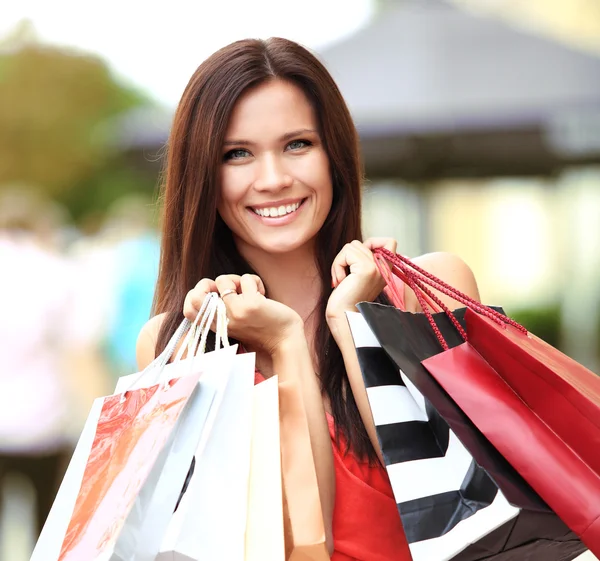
[{"xmin": 346, "ymin": 305, "xmax": 585, "ymax": 561}]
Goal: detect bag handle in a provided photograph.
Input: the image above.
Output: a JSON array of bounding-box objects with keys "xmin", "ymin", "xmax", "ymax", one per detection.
[
  {"xmin": 121, "ymin": 293, "xmax": 229, "ymax": 398},
  {"xmin": 172, "ymin": 292, "xmax": 229, "ymax": 365},
  {"xmin": 374, "ymin": 248, "xmax": 526, "ymax": 349},
  {"xmin": 377, "ymin": 254, "xmax": 465, "ymax": 350}
]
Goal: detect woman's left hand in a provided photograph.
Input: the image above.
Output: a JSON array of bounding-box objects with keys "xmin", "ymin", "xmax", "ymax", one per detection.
[{"xmin": 326, "ymin": 237, "xmax": 397, "ymax": 322}]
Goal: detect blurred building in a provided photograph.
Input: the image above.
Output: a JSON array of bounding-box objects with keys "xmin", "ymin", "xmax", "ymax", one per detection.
[
  {"xmin": 321, "ymin": 0, "xmax": 600, "ymax": 370},
  {"xmin": 323, "ymin": 0, "xmax": 600, "ymax": 180}
]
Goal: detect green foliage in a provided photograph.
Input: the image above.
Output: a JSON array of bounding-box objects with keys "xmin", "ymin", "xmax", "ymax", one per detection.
[
  {"xmin": 0, "ymin": 35, "xmax": 156, "ymax": 222},
  {"xmin": 60, "ymin": 154, "xmax": 159, "ymax": 224},
  {"xmin": 507, "ymin": 305, "xmax": 562, "ymax": 348}
]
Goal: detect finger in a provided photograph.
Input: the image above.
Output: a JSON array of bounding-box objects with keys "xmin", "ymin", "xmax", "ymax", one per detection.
[
  {"xmin": 363, "ymin": 238, "xmax": 397, "ymax": 272},
  {"xmin": 256, "ymin": 276, "xmax": 266, "ymax": 296},
  {"xmin": 332, "ymin": 243, "xmax": 365, "ymax": 287},
  {"xmin": 184, "ymin": 278, "xmax": 219, "ymax": 320},
  {"xmin": 215, "ymin": 274, "xmax": 241, "ymax": 298},
  {"xmin": 348, "ymin": 240, "xmax": 384, "ymax": 265},
  {"xmin": 331, "ymin": 244, "xmax": 351, "ymax": 287},
  {"xmin": 350, "ymin": 239, "xmax": 376, "ymax": 259},
  {"xmin": 240, "ymin": 274, "xmax": 265, "ymax": 296},
  {"xmin": 192, "ymin": 278, "xmax": 219, "ymax": 303},
  {"xmin": 184, "ymin": 293, "xmax": 201, "ymax": 321},
  {"xmin": 364, "ymin": 237, "xmax": 397, "ymax": 253}
]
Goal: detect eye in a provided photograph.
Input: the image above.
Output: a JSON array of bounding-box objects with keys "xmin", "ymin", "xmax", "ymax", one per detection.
[
  {"xmin": 286, "ymin": 139, "xmax": 312, "ymax": 151},
  {"xmin": 223, "ymin": 148, "xmax": 251, "ymax": 161}
]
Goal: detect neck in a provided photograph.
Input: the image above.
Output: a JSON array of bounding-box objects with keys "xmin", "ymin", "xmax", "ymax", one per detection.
[
  {"xmin": 239, "ymin": 241, "xmax": 323, "ymax": 325},
  {"xmin": 235, "ymin": 240, "xmax": 325, "ymax": 377}
]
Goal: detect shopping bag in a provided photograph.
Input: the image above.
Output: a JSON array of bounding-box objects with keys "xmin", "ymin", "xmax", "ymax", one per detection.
[
  {"xmin": 466, "ymin": 308, "xmax": 600, "ymax": 475},
  {"xmin": 245, "ymin": 376, "xmax": 285, "ymax": 561},
  {"xmin": 114, "ymin": 331, "xmax": 239, "ymax": 525},
  {"xmin": 421, "ymin": 308, "xmax": 600, "ymax": 555},
  {"xmin": 279, "ymin": 379, "xmax": 330, "ymax": 561},
  {"xmin": 31, "ymin": 373, "xmax": 201, "ymax": 561},
  {"xmin": 112, "ymin": 350, "xmax": 236, "ymax": 561},
  {"xmin": 33, "ymin": 296, "xmax": 230, "ymax": 561},
  {"xmin": 157, "ymin": 351, "xmax": 256, "ymax": 561},
  {"xmin": 115, "ymin": 294, "xmax": 236, "ymax": 561},
  {"xmin": 348, "ymin": 307, "xmax": 586, "ymax": 561},
  {"xmin": 374, "ymin": 247, "xmax": 600, "ymax": 556}
]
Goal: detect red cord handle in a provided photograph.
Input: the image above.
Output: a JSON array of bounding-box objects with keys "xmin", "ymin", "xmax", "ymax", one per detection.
[
  {"xmin": 374, "ymin": 248, "xmax": 527, "ymax": 349},
  {"xmin": 377, "ymin": 255, "xmax": 458, "ymax": 350}
]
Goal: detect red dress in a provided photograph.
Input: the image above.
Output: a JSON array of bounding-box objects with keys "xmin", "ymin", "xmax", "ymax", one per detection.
[{"xmin": 254, "ymin": 367, "xmax": 411, "ymax": 560}]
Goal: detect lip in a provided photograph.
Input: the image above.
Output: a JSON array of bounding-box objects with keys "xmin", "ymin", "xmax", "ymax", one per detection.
[
  {"xmin": 248, "ymin": 197, "xmax": 305, "ymax": 211},
  {"xmin": 248, "ymin": 198, "xmax": 307, "ymax": 226}
]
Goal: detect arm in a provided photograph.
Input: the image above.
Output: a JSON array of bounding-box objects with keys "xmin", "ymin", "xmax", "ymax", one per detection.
[
  {"xmin": 272, "ymin": 327, "xmax": 335, "ymax": 557},
  {"xmin": 135, "ymin": 313, "xmax": 165, "ymax": 370},
  {"xmin": 327, "ymin": 315, "xmax": 385, "ymax": 466}
]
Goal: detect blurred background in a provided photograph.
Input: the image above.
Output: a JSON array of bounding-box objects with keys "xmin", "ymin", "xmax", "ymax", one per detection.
[{"xmin": 0, "ymin": 0, "xmax": 599, "ymax": 558}]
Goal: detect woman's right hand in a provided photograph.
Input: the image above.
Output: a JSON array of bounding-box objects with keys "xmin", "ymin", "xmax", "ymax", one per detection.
[{"xmin": 183, "ymin": 274, "xmax": 304, "ymax": 357}]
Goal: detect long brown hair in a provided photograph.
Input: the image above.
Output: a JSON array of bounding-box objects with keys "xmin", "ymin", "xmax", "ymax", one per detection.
[{"xmin": 154, "ymin": 37, "xmax": 380, "ymax": 461}]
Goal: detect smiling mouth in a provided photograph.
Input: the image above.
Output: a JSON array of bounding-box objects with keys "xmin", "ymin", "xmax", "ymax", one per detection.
[{"xmin": 250, "ymin": 199, "xmax": 306, "ymax": 218}]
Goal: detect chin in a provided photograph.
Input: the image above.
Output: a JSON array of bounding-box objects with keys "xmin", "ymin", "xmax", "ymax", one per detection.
[
  {"xmin": 259, "ymin": 237, "xmax": 312, "ymax": 255},
  {"xmin": 238, "ymin": 231, "xmax": 317, "ymax": 257}
]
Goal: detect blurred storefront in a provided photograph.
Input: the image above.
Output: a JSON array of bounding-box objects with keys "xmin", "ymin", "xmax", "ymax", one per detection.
[{"xmin": 321, "ymin": 0, "xmax": 600, "ymax": 370}]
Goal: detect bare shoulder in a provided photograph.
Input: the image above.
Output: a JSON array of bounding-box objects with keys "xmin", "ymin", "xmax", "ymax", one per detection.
[
  {"xmin": 405, "ymin": 252, "xmax": 481, "ymax": 312},
  {"xmin": 411, "ymin": 252, "xmax": 478, "ymax": 286},
  {"xmin": 136, "ymin": 312, "xmax": 168, "ymax": 371}
]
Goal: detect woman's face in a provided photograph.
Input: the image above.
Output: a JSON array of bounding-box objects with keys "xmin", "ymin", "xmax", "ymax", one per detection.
[{"xmin": 218, "ymin": 79, "xmax": 333, "ymax": 258}]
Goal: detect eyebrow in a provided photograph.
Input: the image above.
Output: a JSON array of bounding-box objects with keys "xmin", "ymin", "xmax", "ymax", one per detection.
[{"xmin": 223, "ymin": 128, "xmax": 318, "ymax": 147}]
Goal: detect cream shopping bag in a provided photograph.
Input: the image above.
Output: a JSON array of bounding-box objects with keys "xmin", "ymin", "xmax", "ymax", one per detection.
[{"xmin": 245, "ymin": 376, "xmax": 285, "ymax": 561}]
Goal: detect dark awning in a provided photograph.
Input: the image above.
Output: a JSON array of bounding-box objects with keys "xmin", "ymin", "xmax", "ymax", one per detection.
[{"xmin": 319, "ymin": 0, "xmax": 600, "ymax": 178}]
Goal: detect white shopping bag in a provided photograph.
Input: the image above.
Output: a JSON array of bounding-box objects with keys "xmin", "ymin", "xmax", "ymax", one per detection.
[
  {"xmin": 111, "ymin": 365, "xmax": 227, "ymax": 561},
  {"xmin": 157, "ymin": 351, "xmax": 256, "ymax": 561},
  {"xmin": 32, "ymin": 295, "xmax": 234, "ymax": 561},
  {"xmin": 30, "ymin": 396, "xmax": 104, "ymax": 561},
  {"xmin": 31, "ymin": 373, "xmax": 202, "ymax": 561},
  {"xmin": 120, "ymin": 347, "xmax": 240, "ymax": 561},
  {"xmin": 114, "ymin": 344, "xmax": 238, "ymax": 394}
]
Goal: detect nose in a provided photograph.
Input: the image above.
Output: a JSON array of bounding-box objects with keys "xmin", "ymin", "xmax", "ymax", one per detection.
[{"xmin": 253, "ymin": 153, "xmax": 293, "ymax": 192}]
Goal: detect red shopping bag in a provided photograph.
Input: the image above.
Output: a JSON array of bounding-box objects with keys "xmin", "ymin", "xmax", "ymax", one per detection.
[
  {"xmin": 465, "ymin": 309, "xmax": 600, "ymax": 477},
  {"xmin": 373, "ymin": 248, "xmax": 600, "ymax": 556},
  {"xmin": 423, "ymin": 338, "xmax": 600, "ymax": 556}
]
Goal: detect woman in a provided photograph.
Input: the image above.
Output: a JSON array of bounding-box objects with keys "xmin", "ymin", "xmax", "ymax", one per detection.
[{"xmin": 136, "ymin": 37, "xmax": 480, "ymax": 561}]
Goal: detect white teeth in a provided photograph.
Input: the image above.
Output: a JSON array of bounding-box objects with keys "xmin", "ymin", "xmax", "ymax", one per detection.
[{"xmin": 253, "ymin": 201, "xmax": 301, "ymax": 218}]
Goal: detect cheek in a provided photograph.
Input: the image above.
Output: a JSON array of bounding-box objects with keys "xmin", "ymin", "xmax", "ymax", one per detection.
[
  {"xmin": 315, "ymin": 157, "xmax": 333, "ymax": 210},
  {"xmin": 300, "ymin": 152, "xmax": 332, "ymax": 197},
  {"xmin": 219, "ymin": 169, "xmax": 246, "ymax": 213},
  {"xmin": 321, "ymin": 187, "xmax": 334, "ymax": 222}
]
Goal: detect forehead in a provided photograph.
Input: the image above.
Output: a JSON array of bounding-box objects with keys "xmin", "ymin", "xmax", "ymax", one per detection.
[{"xmin": 225, "ymin": 79, "xmax": 317, "ymax": 138}]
